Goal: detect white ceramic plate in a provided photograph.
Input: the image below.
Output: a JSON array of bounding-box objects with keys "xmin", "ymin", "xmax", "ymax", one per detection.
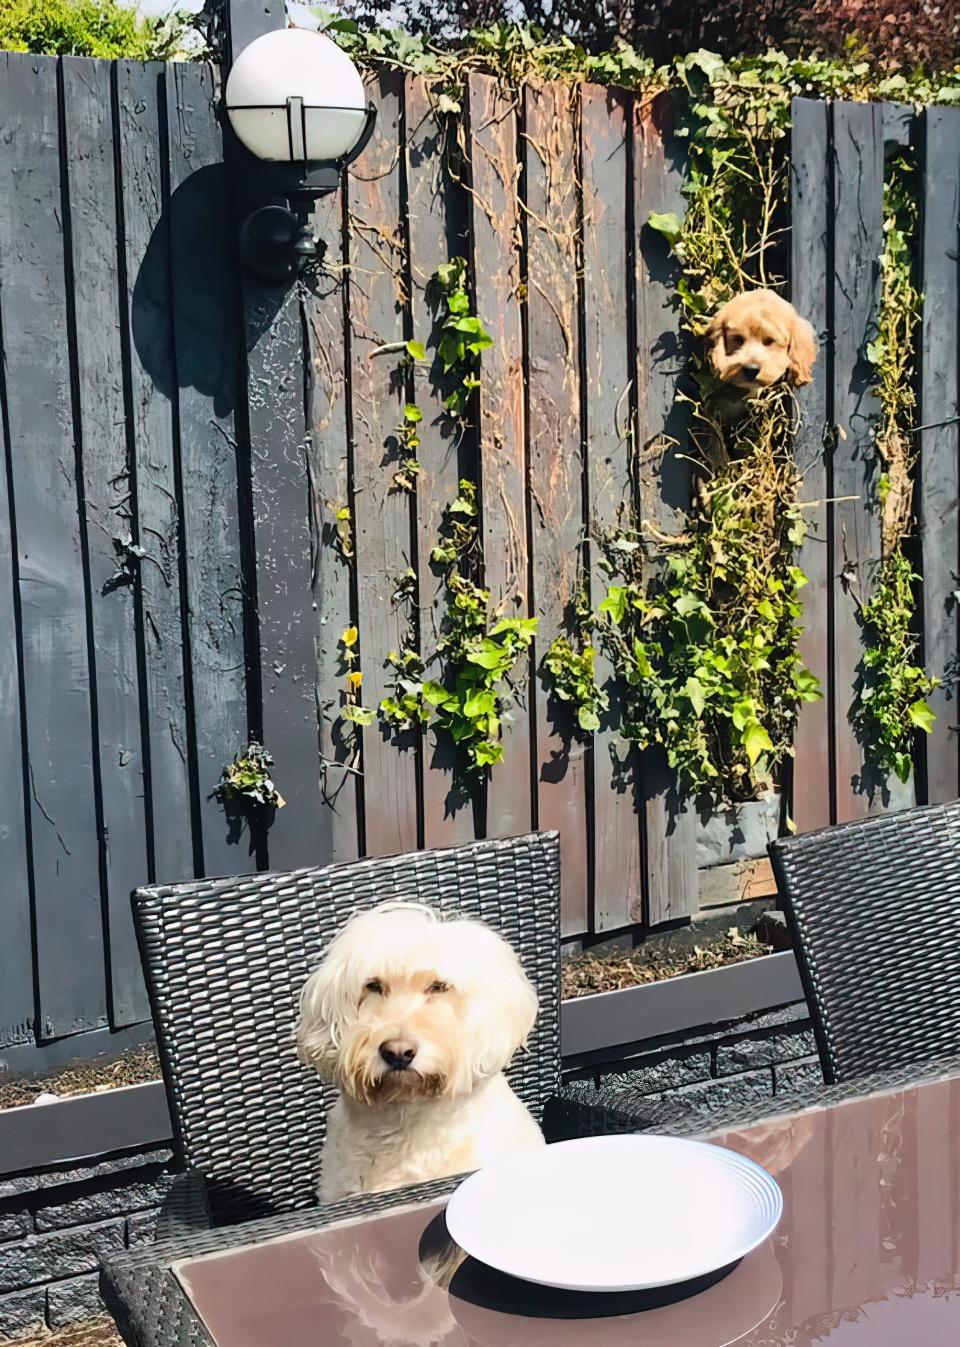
[{"xmin": 444, "ymin": 1135, "xmax": 782, "ymax": 1293}]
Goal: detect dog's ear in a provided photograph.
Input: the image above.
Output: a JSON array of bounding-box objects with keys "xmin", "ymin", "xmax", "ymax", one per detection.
[
  {"xmin": 787, "ymin": 312, "xmax": 817, "ymax": 386},
  {"xmin": 463, "ymin": 932, "xmax": 540, "ymax": 1080},
  {"xmin": 703, "ymin": 309, "xmax": 727, "ymax": 376},
  {"xmin": 295, "ymin": 958, "xmax": 346, "ymax": 1082}
]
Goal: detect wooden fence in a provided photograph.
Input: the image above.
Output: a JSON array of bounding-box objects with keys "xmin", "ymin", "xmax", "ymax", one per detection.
[{"xmin": 1, "ymin": 49, "xmax": 958, "ymax": 1068}]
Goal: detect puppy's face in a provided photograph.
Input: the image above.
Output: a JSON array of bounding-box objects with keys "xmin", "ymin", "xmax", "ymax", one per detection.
[
  {"xmin": 706, "ymin": 289, "xmax": 817, "ymax": 395},
  {"xmin": 296, "ymin": 905, "xmax": 539, "ymax": 1107}
]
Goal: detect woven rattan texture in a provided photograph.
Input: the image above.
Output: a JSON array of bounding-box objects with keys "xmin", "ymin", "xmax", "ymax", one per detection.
[
  {"xmin": 133, "ymin": 832, "xmax": 561, "ymax": 1225},
  {"xmin": 769, "ymin": 801, "xmax": 960, "ymax": 1083},
  {"xmin": 101, "ymin": 1057, "xmax": 960, "ymax": 1347}
]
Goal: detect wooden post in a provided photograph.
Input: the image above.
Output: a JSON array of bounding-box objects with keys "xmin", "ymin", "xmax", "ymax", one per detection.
[{"xmin": 222, "ymin": 0, "xmax": 327, "ymax": 868}]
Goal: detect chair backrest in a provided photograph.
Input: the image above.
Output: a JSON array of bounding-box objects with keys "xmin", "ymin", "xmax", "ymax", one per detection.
[
  {"xmin": 134, "ymin": 831, "xmax": 560, "ymax": 1225},
  {"xmin": 769, "ymin": 802, "xmax": 960, "ymax": 1084}
]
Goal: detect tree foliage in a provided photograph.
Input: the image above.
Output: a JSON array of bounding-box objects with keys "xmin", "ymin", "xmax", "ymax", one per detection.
[
  {"xmin": 330, "ymin": 0, "xmax": 960, "ymax": 68},
  {"xmin": 0, "ymin": 0, "xmax": 191, "ymax": 59}
]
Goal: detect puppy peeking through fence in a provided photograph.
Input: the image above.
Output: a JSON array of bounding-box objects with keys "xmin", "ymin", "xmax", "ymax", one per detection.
[
  {"xmin": 296, "ymin": 902, "xmax": 545, "ymax": 1202},
  {"xmin": 705, "ymin": 289, "xmax": 817, "ymax": 395}
]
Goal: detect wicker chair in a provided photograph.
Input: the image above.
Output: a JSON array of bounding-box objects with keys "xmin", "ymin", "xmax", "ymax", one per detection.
[
  {"xmin": 769, "ymin": 800, "xmax": 960, "ymax": 1084},
  {"xmin": 134, "ymin": 831, "xmax": 571, "ymax": 1229}
]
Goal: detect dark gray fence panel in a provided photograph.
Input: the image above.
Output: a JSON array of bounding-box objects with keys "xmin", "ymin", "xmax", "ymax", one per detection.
[
  {"xmin": 582, "ymin": 84, "xmax": 643, "ymax": 932},
  {"xmin": 348, "ymin": 72, "xmax": 420, "ymax": 858},
  {"xmin": 524, "ymin": 81, "xmax": 590, "ymax": 938},
  {"xmin": 0, "ymin": 266, "xmax": 32, "ymax": 1051},
  {"xmin": 405, "ymin": 74, "xmax": 476, "ymax": 851},
  {"xmin": 118, "ymin": 61, "xmax": 195, "ymax": 883},
  {"xmin": 466, "ymin": 72, "xmax": 532, "ymax": 844},
  {"xmin": 633, "ymin": 93, "xmax": 697, "ymax": 926},
  {"xmin": 244, "ymin": 274, "xmax": 320, "ymax": 869},
  {"xmin": 166, "ymin": 61, "xmax": 249, "ymax": 876},
  {"xmin": 920, "ymin": 106, "xmax": 960, "ymax": 805},
  {"xmin": 831, "ymin": 100, "xmax": 885, "ymax": 822},
  {"xmin": 0, "ymin": 53, "xmax": 105, "ymax": 1038},
  {"xmin": 62, "ymin": 56, "xmax": 151, "ymax": 1028},
  {"xmin": 307, "ymin": 196, "xmax": 361, "ymax": 865},
  {"xmin": 790, "ymin": 97, "xmax": 833, "ymax": 834}
]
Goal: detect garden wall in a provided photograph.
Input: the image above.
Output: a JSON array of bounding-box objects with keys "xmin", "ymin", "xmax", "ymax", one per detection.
[{"xmin": 2, "ymin": 44, "xmax": 959, "ymax": 1077}]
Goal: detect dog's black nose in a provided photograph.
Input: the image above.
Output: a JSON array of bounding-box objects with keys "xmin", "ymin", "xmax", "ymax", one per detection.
[
  {"xmin": 741, "ymin": 364, "xmax": 761, "ymax": 380},
  {"xmin": 379, "ymin": 1039, "xmax": 417, "ymax": 1069}
]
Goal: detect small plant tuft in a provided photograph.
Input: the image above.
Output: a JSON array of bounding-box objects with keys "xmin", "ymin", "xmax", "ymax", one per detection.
[{"xmin": 217, "ymin": 742, "xmax": 284, "ymax": 811}]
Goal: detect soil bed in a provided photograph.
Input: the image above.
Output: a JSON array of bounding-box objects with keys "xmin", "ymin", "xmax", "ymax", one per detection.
[
  {"xmin": 561, "ymin": 928, "xmax": 774, "ymax": 999},
  {"xmin": 0, "ymin": 1043, "xmax": 160, "ymax": 1110},
  {"xmin": 12, "ymin": 1320, "xmax": 122, "ymax": 1347}
]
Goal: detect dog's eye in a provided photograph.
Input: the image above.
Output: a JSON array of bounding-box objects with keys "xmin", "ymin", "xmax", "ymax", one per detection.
[
  {"xmin": 426, "ymin": 979, "xmax": 450, "ymax": 994},
  {"xmin": 728, "ymin": 335, "xmax": 744, "ymax": 350},
  {"xmin": 762, "ymin": 336, "xmax": 775, "ymax": 346},
  {"xmin": 364, "ymin": 979, "xmax": 383, "ymax": 995}
]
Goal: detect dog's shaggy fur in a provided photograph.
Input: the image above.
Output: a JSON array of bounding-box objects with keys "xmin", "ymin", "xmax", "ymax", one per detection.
[
  {"xmin": 706, "ymin": 289, "xmax": 817, "ymax": 394},
  {"xmin": 296, "ymin": 903, "xmax": 544, "ymax": 1202}
]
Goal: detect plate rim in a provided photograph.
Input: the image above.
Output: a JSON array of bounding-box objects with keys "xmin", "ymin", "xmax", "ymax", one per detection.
[{"xmin": 443, "ymin": 1133, "xmax": 783, "ymax": 1293}]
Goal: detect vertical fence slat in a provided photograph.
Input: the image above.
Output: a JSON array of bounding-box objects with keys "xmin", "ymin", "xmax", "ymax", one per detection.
[
  {"xmin": 790, "ymin": 97, "xmax": 833, "ymax": 833},
  {"xmin": 349, "ymin": 73, "xmax": 419, "ymax": 858},
  {"xmin": 633, "ymin": 93, "xmax": 697, "ymax": 925},
  {"xmin": 62, "ymin": 56, "xmax": 150, "ymax": 1027},
  {"xmin": 920, "ymin": 106, "xmax": 960, "ymax": 804},
  {"xmin": 524, "ymin": 82, "xmax": 589, "ymax": 938},
  {"xmin": 243, "ymin": 283, "xmax": 319, "ymax": 867},
  {"xmin": 466, "ymin": 73, "xmax": 532, "ymax": 844},
  {"xmin": 0, "ymin": 246, "xmax": 32, "ymax": 1049},
  {"xmin": 582, "ymin": 84, "xmax": 641, "ymax": 931},
  {"xmin": 225, "ymin": 0, "xmax": 322, "ymax": 869},
  {"xmin": 0, "ymin": 53, "xmax": 105, "ymax": 1038},
  {"xmin": 166, "ymin": 62, "xmax": 248, "ymax": 877},
  {"xmin": 308, "ymin": 194, "xmax": 360, "ymax": 864},
  {"xmin": 118, "ymin": 61, "xmax": 195, "ymax": 882},
  {"xmin": 405, "ymin": 76, "xmax": 475, "ymax": 848},
  {"xmin": 832, "ymin": 101, "xmax": 885, "ymax": 822}
]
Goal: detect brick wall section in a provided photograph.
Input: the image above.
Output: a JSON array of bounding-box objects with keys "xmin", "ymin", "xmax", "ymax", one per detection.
[
  {"xmin": 564, "ymin": 1001, "xmax": 817, "ymax": 1118},
  {"xmin": 0, "ymin": 1147, "xmax": 174, "ymax": 1341},
  {"xmin": 0, "ymin": 1004, "xmax": 816, "ymax": 1340}
]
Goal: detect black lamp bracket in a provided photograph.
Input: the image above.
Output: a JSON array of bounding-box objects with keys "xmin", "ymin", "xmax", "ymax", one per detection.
[{"xmin": 233, "ymin": 98, "xmax": 377, "ymax": 282}]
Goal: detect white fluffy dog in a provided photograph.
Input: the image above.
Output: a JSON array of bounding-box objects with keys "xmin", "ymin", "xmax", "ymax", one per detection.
[{"xmin": 296, "ymin": 902, "xmax": 545, "ymax": 1202}]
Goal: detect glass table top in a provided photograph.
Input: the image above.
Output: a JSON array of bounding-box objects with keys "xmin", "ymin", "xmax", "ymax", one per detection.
[{"xmin": 174, "ymin": 1074, "xmax": 960, "ymax": 1346}]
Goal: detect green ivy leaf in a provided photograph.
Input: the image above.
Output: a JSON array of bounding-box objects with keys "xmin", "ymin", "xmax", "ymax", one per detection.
[
  {"xmin": 647, "ymin": 211, "xmax": 684, "ymax": 246},
  {"xmin": 578, "ymin": 706, "xmax": 601, "ymax": 732},
  {"xmin": 742, "ymin": 720, "xmax": 773, "ymax": 765},
  {"xmin": 599, "ymin": 586, "xmax": 628, "ymax": 624},
  {"xmin": 405, "ymin": 340, "xmax": 426, "ymax": 361},
  {"xmin": 907, "ymin": 699, "xmax": 936, "ymax": 734},
  {"xmin": 684, "ymin": 676, "xmax": 706, "ymax": 716},
  {"xmin": 464, "ymin": 688, "xmax": 497, "ymax": 718},
  {"xmin": 473, "ymin": 740, "xmax": 503, "ymax": 767},
  {"xmin": 342, "ymin": 703, "xmax": 374, "ymax": 726}
]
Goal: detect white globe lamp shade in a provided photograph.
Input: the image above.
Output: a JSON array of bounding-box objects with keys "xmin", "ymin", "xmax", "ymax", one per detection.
[{"xmin": 225, "ymin": 28, "xmax": 368, "ymax": 164}]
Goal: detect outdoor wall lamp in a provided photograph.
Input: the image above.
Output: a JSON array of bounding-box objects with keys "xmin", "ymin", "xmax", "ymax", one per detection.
[{"xmin": 225, "ymin": 28, "xmax": 376, "ymax": 282}]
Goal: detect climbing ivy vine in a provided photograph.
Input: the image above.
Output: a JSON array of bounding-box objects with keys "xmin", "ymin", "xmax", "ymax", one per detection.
[
  {"xmin": 316, "ymin": 24, "xmax": 944, "ymax": 797},
  {"xmin": 378, "ymin": 480, "xmax": 538, "ymax": 770},
  {"xmin": 854, "ymin": 153, "xmax": 937, "ymax": 783}
]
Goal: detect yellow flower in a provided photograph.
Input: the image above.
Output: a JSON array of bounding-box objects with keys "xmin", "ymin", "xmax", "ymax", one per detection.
[
  {"xmin": 347, "ymin": 671, "xmax": 363, "ymax": 689},
  {"xmin": 341, "ymin": 626, "xmax": 359, "ymax": 648}
]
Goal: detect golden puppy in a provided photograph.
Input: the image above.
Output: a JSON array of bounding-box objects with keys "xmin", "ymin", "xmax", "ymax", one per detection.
[{"xmin": 706, "ymin": 289, "xmax": 817, "ymax": 395}]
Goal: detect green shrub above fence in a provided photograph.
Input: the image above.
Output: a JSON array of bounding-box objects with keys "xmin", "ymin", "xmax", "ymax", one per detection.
[{"xmin": 0, "ymin": 0, "xmax": 193, "ymax": 58}]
